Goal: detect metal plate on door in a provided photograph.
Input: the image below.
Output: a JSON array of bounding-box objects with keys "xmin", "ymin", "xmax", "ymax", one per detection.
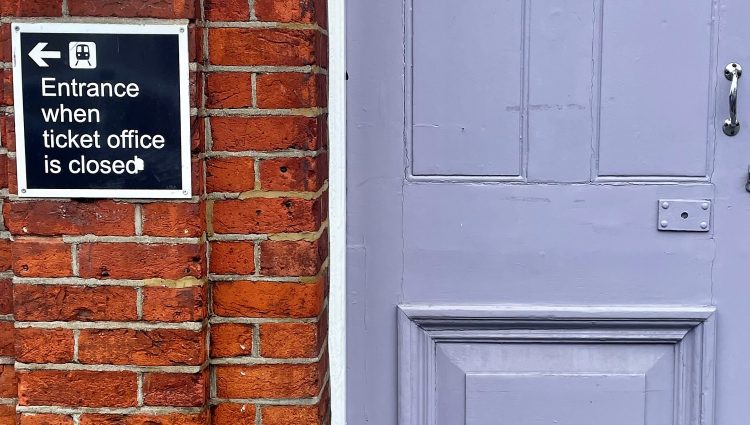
[{"xmin": 657, "ymin": 200, "xmax": 711, "ymax": 232}]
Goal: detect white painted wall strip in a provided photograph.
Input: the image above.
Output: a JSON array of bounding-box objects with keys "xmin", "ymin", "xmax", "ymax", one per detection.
[{"xmin": 327, "ymin": 0, "xmax": 347, "ymax": 421}]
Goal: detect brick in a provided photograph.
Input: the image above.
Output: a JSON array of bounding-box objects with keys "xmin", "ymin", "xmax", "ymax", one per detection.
[
  {"xmin": 4, "ymin": 201, "xmax": 135, "ymax": 236},
  {"xmin": 190, "ymin": 115, "xmax": 205, "ymax": 152},
  {"xmin": 262, "ymin": 406, "xmax": 320, "ymax": 425},
  {"xmin": 1, "ymin": 70, "xmax": 11, "ymax": 106},
  {"xmin": 210, "ymin": 323, "xmax": 254, "ymax": 358},
  {"xmin": 0, "ymin": 405, "xmax": 12, "ymax": 425},
  {"xmin": 260, "ymin": 322, "xmax": 318, "ymax": 358},
  {"xmin": 260, "ymin": 238, "xmax": 326, "ymax": 276},
  {"xmin": 13, "ymin": 285, "xmax": 137, "ymax": 322},
  {"xmin": 15, "ymin": 328, "xmax": 74, "ymax": 363},
  {"xmin": 256, "ymin": 73, "xmax": 325, "ymax": 109},
  {"xmin": 209, "ymin": 29, "xmax": 318, "ymax": 66},
  {"xmin": 142, "ymin": 286, "xmax": 206, "ymax": 322},
  {"xmin": 12, "ymin": 238, "xmax": 71, "ymax": 277},
  {"xmin": 255, "ymin": 0, "xmax": 316, "ymax": 23},
  {"xmin": 18, "ymin": 370, "xmax": 138, "ymax": 407},
  {"xmin": 0, "ymin": 365, "xmax": 15, "ymax": 398},
  {"xmin": 206, "ymin": 73, "xmax": 252, "ymax": 108},
  {"xmin": 211, "ymin": 116, "xmax": 319, "ymax": 152},
  {"xmin": 0, "ymin": 322, "xmax": 12, "ymax": 356},
  {"xmin": 260, "ymin": 156, "xmax": 325, "ymax": 192},
  {"xmin": 206, "ymin": 157, "xmax": 255, "ymax": 193},
  {"xmin": 191, "ymin": 156, "xmax": 204, "ymax": 197},
  {"xmin": 143, "ymin": 372, "xmax": 206, "ymax": 407},
  {"xmin": 215, "ymin": 363, "xmax": 319, "ymax": 398},
  {"xmin": 19, "ymin": 414, "xmax": 74, "ymax": 425},
  {"xmin": 67, "ymin": 0, "xmax": 195, "ymax": 18},
  {"xmin": 0, "ymin": 25, "xmax": 10, "ymax": 63},
  {"xmin": 141, "ymin": 203, "xmax": 204, "ymax": 237},
  {"xmin": 211, "ymin": 403, "xmax": 255, "ymax": 425},
  {"xmin": 0, "ymin": 239, "xmax": 10, "ymax": 272},
  {"xmin": 212, "ymin": 198, "xmax": 321, "ymax": 234},
  {"xmin": 0, "ymin": 115, "xmax": 14, "ymax": 151},
  {"xmin": 205, "ymin": 0, "xmax": 249, "ymax": 20},
  {"xmin": 77, "ymin": 243, "xmax": 203, "ymax": 279},
  {"xmin": 80, "ymin": 414, "xmax": 206, "ymax": 425},
  {"xmin": 0, "ymin": 154, "xmax": 8, "ymax": 190},
  {"xmin": 78, "ymin": 329, "xmax": 205, "ymax": 366},
  {"xmin": 212, "ymin": 280, "xmax": 323, "ymax": 318},
  {"xmin": 0, "ymin": 0, "xmax": 61, "ymax": 16},
  {"xmin": 209, "ymin": 241, "xmax": 255, "ymax": 275},
  {"xmin": 0, "ymin": 279, "xmax": 11, "ymax": 315}
]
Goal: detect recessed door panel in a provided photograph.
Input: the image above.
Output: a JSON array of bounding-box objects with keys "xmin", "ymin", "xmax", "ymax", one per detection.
[
  {"xmin": 411, "ymin": 0, "xmax": 523, "ymax": 177},
  {"xmin": 597, "ymin": 0, "xmax": 715, "ymax": 178}
]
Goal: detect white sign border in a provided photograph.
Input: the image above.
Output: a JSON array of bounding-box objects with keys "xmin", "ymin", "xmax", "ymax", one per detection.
[{"xmin": 11, "ymin": 22, "xmax": 192, "ymax": 199}]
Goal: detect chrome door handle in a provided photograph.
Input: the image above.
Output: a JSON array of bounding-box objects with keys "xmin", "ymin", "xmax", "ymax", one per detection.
[{"xmin": 724, "ymin": 63, "xmax": 742, "ymax": 136}]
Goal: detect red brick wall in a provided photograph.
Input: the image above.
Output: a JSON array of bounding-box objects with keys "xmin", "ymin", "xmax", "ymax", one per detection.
[{"xmin": 0, "ymin": 0, "xmax": 329, "ymax": 424}]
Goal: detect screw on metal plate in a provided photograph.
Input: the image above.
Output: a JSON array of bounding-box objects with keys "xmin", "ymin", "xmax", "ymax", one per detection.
[{"xmin": 657, "ymin": 200, "xmax": 711, "ymax": 232}]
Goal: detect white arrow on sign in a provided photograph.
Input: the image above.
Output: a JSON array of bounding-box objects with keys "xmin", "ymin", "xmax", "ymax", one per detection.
[{"xmin": 29, "ymin": 42, "xmax": 61, "ymax": 67}]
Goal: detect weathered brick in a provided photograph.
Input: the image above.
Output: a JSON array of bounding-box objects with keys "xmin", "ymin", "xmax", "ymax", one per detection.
[
  {"xmin": 19, "ymin": 414, "xmax": 74, "ymax": 425},
  {"xmin": 0, "ymin": 25, "xmax": 10, "ymax": 63},
  {"xmin": 260, "ymin": 156, "xmax": 325, "ymax": 192},
  {"xmin": 260, "ymin": 237, "xmax": 326, "ymax": 276},
  {"xmin": 212, "ymin": 280, "xmax": 323, "ymax": 318},
  {"xmin": 210, "ymin": 241, "xmax": 255, "ymax": 275},
  {"xmin": 0, "ymin": 154, "xmax": 8, "ymax": 190},
  {"xmin": 4, "ymin": 201, "xmax": 135, "ymax": 236},
  {"xmin": 67, "ymin": 0, "xmax": 195, "ymax": 18},
  {"xmin": 1, "ymin": 70, "xmax": 11, "ymax": 106},
  {"xmin": 215, "ymin": 363, "xmax": 319, "ymax": 398},
  {"xmin": 78, "ymin": 329, "xmax": 205, "ymax": 366},
  {"xmin": 141, "ymin": 203, "xmax": 204, "ymax": 237},
  {"xmin": 80, "ymin": 414, "xmax": 206, "ymax": 425},
  {"xmin": 18, "ymin": 370, "xmax": 138, "ymax": 407},
  {"xmin": 143, "ymin": 372, "xmax": 207, "ymax": 407},
  {"xmin": 77, "ymin": 243, "xmax": 204, "ymax": 279},
  {"xmin": 256, "ymin": 73, "xmax": 325, "ymax": 109},
  {"xmin": 210, "ymin": 116, "xmax": 319, "ymax": 152},
  {"xmin": 211, "ymin": 403, "xmax": 255, "ymax": 425},
  {"xmin": 142, "ymin": 286, "xmax": 206, "ymax": 323},
  {"xmin": 0, "ymin": 239, "xmax": 11, "ymax": 272},
  {"xmin": 12, "ymin": 238, "xmax": 71, "ymax": 277},
  {"xmin": 212, "ymin": 198, "xmax": 321, "ymax": 234},
  {"xmin": 206, "ymin": 157, "xmax": 255, "ymax": 193},
  {"xmin": 205, "ymin": 0, "xmax": 249, "ymax": 20},
  {"xmin": 15, "ymin": 328, "xmax": 74, "ymax": 363},
  {"xmin": 13, "ymin": 285, "xmax": 137, "ymax": 321},
  {"xmin": 260, "ymin": 322, "xmax": 318, "ymax": 358},
  {"xmin": 0, "ymin": 0, "xmax": 62, "ymax": 16},
  {"xmin": 0, "ymin": 115, "xmax": 14, "ymax": 151},
  {"xmin": 255, "ymin": 0, "xmax": 316, "ymax": 23},
  {"xmin": 206, "ymin": 73, "xmax": 252, "ymax": 109},
  {"xmin": 210, "ymin": 323, "xmax": 254, "ymax": 358},
  {"xmin": 209, "ymin": 29, "xmax": 318, "ymax": 66},
  {"xmin": 262, "ymin": 406, "xmax": 321, "ymax": 425},
  {"xmin": 0, "ymin": 365, "xmax": 15, "ymax": 398},
  {"xmin": 0, "ymin": 405, "xmax": 12, "ymax": 425},
  {"xmin": 0, "ymin": 279, "xmax": 11, "ymax": 315},
  {"xmin": 0, "ymin": 322, "xmax": 12, "ymax": 356}
]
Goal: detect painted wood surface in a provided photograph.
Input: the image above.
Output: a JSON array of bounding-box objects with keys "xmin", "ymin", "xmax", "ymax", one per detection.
[{"xmin": 346, "ymin": 0, "xmax": 749, "ymax": 423}]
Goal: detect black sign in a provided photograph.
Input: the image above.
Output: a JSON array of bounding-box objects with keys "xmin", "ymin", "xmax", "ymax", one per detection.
[{"xmin": 12, "ymin": 23, "xmax": 190, "ymax": 198}]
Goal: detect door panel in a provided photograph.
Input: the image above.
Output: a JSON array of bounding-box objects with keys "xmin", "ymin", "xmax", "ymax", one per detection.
[
  {"xmin": 411, "ymin": 0, "xmax": 524, "ymax": 177},
  {"xmin": 347, "ymin": 0, "xmax": 742, "ymax": 423},
  {"xmin": 597, "ymin": 0, "xmax": 715, "ymax": 177}
]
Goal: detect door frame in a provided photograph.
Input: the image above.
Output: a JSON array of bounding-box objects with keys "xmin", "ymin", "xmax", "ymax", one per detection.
[{"xmin": 327, "ymin": 0, "xmax": 347, "ymax": 422}]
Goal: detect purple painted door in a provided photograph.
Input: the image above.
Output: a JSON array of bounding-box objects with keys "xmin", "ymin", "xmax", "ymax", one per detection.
[{"xmin": 347, "ymin": 1, "xmax": 749, "ymax": 424}]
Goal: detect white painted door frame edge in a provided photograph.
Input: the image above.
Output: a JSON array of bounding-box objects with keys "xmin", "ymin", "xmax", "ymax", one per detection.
[{"xmin": 327, "ymin": 0, "xmax": 347, "ymax": 422}]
